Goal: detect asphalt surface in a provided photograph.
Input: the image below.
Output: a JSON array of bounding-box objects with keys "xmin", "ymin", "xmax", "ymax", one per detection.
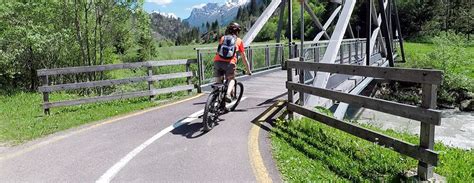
[{"xmin": 0, "ymin": 69, "xmax": 287, "ymax": 182}]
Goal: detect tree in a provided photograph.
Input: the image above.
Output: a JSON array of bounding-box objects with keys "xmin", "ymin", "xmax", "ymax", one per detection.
[{"xmin": 0, "ymin": 1, "xmax": 155, "ymax": 91}]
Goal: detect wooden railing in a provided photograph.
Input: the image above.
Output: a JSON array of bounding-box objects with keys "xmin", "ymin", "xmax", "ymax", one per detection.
[
  {"xmin": 286, "ymin": 60, "xmax": 443, "ymax": 180},
  {"xmin": 37, "ymin": 59, "xmax": 197, "ymax": 114}
]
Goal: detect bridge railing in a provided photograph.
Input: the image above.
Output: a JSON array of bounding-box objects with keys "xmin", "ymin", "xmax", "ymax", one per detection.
[
  {"xmin": 294, "ymin": 38, "xmax": 390, "ymax": 65},
  {"xmin": 37, "ymin": 59, "xmax": 197, "ymax": 114},
  {"xmin": 286, "ymin": 60, "xmax": 443, "ymax": 179},
  {"xmin": 195, "ymin": 43, "xmax": 286, "ymax": 86},
  {"xmin": 194, "ymin": 39, "xmax": 377, "ymax": 86}
]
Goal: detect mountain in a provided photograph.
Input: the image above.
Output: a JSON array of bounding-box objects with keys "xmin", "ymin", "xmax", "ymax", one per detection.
[
  {"xmin": 149, "ymin": 12, "xmax": 190, "ymax": 40},
  {"xmin": 184, "ymin": 0, "xmax": 250, "ymax": 29}
]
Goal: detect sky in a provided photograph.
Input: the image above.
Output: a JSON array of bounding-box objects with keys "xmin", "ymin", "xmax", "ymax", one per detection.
[{"xmin": 144, "ymin": 0, "xmax": 228, "ymax": 19}]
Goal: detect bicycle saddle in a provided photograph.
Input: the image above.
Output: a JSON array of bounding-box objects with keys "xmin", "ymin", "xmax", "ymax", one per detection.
[{"xmin": 211, "ymin": 83, "xmax": 225, "ymax": 90}]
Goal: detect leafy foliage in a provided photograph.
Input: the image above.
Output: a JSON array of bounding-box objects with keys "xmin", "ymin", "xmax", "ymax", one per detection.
[
  {"xmin": 396, "ymin": 0, "xmax": 472, "ymax": 40},
  {"xmin": 0, "ymin": 1, "xmax": 156, "ymax": 91},
  {"xmin": 404, "ymin": 32, "xmax": 474, "ymax": 104}
]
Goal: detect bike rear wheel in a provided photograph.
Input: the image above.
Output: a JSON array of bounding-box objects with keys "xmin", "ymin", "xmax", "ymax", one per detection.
[
  {"xmin": 203, "ymin": 93, "xmax": 218, "ymax": 131},
  {"xmin": 229, "ymin": 82, "xmax": 244, "ymax": 111}
]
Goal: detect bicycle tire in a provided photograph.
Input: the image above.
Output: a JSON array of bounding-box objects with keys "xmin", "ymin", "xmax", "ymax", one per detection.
[
  {"xmin": 203, "ymin": 93, "xmax": 217, "ymax": 131},
  {"xmin": 229, "ymin": 82, "xmax": 244, "ymax": 111}
]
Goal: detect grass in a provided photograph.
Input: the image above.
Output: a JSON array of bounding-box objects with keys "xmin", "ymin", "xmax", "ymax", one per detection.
[
  {"xmin": 403, "ymin": 42, "xmax": 474, "ymax": 79},
  {"xmin": 0, "ymin": 91, "xmax": 195, "ymax": 144},
  {"xmin": 155, "ymin": 42, "xmax": 216, "ymax": 60},
  {"xmin": 272, "ymin": 117, "xmax": 415, "ymax": 182},
  {"xmin": 0, "ymin": 43, "xmax": 212, "ymax": 145},
  {"xmin": 271, "ymin": 118, "xmax": 474, "ymax": 182}
]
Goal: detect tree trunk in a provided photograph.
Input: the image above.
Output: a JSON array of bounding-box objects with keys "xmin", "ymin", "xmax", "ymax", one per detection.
[{"xmin": 73, "ymin": 0, "xmax": 87, "ymax": 84}]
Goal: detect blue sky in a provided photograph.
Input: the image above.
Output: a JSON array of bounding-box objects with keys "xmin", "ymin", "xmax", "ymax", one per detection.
[{"xmin": 144, "ymin": 0, "xmax": 228, "ymax": 19}]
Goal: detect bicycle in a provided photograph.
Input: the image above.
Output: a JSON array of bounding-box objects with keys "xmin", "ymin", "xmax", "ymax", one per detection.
[{"xmin": 202, "ymin": 72, "xmax": 245, "ymax": 132}]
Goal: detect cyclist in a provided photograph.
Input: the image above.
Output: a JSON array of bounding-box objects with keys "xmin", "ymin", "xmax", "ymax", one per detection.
[{"xmin": 214, "ymin": 22, "xmax": 252, "ymax": 102}]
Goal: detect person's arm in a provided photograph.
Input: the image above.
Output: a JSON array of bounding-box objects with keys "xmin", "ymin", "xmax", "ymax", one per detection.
[
  {"xmin": 239, "ymin": 40, "xmax": 252, "ymax": 75},
  {"xmin": 240, "ymin": 51, "xmax": 252, "ymax": 75}
]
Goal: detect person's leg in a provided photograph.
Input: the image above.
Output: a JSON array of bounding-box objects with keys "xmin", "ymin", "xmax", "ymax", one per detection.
[
  {"xmin": 226, "ymin": 76, "xmax": 235, "ymax": 98},
  {"xmin": 215, "ymin": 76, "xmax": 223, "ymax": 83},
  {"xmin": 214, "ymin": 62, "xmax": 224, "ymax": 84},
  {"xmin": 225, "ymin": 63, "xmax": 236, "ymax": 100}
]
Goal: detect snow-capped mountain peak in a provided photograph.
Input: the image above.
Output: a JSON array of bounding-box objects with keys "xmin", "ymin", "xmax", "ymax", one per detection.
[
  {"xmin": 225, "ymin": 0, "xmax": 250, "ymax": 7},
  {"xmin": 184, "ymin": 0, "xmax": 250, "ymax": 29},
  {"xmin": 151, "ymin": 11, "xmax": 178, "ymax": 19}
]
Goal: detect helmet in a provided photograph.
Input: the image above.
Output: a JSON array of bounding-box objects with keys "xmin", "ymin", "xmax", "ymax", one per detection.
[{"xmin": 226, "ymin": 22, "xmax": 242, "ymax": 34}]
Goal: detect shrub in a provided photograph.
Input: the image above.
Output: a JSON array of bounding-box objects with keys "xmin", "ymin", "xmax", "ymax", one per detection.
[{"xmin": 405, "ymin": 32, "xmax": 474, "ymax": 103}]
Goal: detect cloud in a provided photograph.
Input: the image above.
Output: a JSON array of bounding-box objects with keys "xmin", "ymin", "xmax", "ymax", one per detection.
[
  {"xmin": 186, "ymin": 3, "xmax": 207, "ymax": 10},
  {"xmin": 146, "ymin": 0, "xmax": 172, "ymax": 6},
  {"xmin": 192, "ymin": 3, "xmax": 207, "ymax": 9}
]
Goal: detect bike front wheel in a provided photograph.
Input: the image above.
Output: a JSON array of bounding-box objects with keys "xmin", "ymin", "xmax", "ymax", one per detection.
[
  {"xmin": 229, "ymin": 82, "xmax": 244, "ymax": 111},
  {"xmin": 203, "ymin": 93, "xmax": 218, "ymax": 131}
]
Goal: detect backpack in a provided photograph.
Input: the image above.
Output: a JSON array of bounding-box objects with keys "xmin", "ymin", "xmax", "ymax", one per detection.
[{"xmin": 217, "ymin": 35, "xmax": 237, "ymax": 59}]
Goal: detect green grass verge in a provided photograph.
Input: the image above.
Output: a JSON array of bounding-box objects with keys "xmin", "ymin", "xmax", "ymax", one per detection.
[
  {"xmin": 154, "ymin": 42, "xmax": 216, "ymax": 60},
  {"xmin": 403, "ymin": 42, "xmax": 474, "ymax": 79},
  {"xmin": 0, "ymin": 91, "xmax": 195, "ymax": 145},
  {"xmin": 0, "ymin": 43, "xmax": 212, "ymax": 145},
  {"xmin": 0, "ymin": 40, "xmax": 276, "ymax": 144},
  {"xmin": 271, "ymin": 118, "xmax": 474, "ymax": 182}
]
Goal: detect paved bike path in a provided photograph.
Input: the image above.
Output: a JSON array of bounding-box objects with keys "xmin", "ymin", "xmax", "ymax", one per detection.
[{"xmin": 0, "ymin": 69, "xmax": 286, "ymax": 182}]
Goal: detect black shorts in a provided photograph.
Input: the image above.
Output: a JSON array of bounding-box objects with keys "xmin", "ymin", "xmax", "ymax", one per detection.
[{"xmin": 214, "ymin": 61, "xmax": 236, "ymax": 78}]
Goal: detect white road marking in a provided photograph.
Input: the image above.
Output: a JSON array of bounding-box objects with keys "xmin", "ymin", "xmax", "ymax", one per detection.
[{"xmin": 96, "ymin": 97, "xmax": 247, "ymax": 183}]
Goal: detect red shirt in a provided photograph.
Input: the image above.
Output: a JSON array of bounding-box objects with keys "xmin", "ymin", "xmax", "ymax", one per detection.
[{"xmin": 213, "ymin": 36, "xmax": 245, "ymax": 65}]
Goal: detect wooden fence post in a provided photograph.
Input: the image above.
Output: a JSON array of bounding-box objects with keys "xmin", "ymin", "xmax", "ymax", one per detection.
[
  {"xmin": 418, "ymin": 83, "xmax": 437, "ymax": 180},
  {"xmin": 298, "ymin": 57, "xmax": 304, "ymax": 106},
  {"xmin": 186, "ymin": 62, "xmax": 192, "ymax": 94},
  {"xmin": 200, "ymin": 53, "xmax": 205, "ymax": 85},
  {"xmin": 287, "ymin": 64, "xmax": 294, "ymax": 120},
  {"xmin": 147, "ymin": 66, "xmax": 155, "ymax": 100},
  {"xmin": 42, "ymin": 75, "xmax": 50, "ymax": 115},
  {"xmin": 196, "ymin": 50, "xmax": 202, "ymax": 93},
  {"xmin": 249, "ymin": 48, "xmax": 254, "ymax": 71}
]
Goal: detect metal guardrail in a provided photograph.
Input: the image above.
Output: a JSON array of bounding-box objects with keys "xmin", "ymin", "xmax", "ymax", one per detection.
[
  {"xmin": 37, "ymin": 59, "xmax": 197, "ymax": 114},
  {"xmin": 195, "ymin": 44, "xmax": 286, "ymax": 86},
  {"xmin": 286, "ymin": 60, "xmax": 443, "ymax": 178},
  {"xmin": 194, "ymin": 39, "xmax": 379, "ymax": 86}
]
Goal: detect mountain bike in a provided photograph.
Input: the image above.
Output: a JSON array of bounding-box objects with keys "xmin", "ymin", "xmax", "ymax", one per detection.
[{"xmin": 202, "ymin": 75, "xmax": 244, "ymax": 132}]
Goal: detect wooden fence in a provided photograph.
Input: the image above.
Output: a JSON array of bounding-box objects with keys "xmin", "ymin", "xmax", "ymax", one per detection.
[
  {"xmin": 286, "ymin": 60, "xmax": 443, "ymax": 180},
  {"xmin": 37, "ymin": 59, "xmax": 197, "ymax": 114}
]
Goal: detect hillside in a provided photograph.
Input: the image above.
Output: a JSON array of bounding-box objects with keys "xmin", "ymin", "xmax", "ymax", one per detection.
[{"xmin": 149, "ymin": 12, "xmax": 190, "ymax": 41}]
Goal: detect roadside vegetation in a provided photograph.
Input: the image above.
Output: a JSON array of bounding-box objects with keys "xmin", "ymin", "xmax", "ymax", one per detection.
[
  {"xmin": 271, "ymin": 117, "xmax": 474, "ymax": 182},
  {"xmin": 0, "ymin": 41, "xmax": 202, "ymax": 144},
  {"xmin": 375, "ymin": 33, "xmax": 474, "ymax": 111},
  {"xmin": 0, "ymin": 90, "xmax": 194, "ymax": 145}
]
